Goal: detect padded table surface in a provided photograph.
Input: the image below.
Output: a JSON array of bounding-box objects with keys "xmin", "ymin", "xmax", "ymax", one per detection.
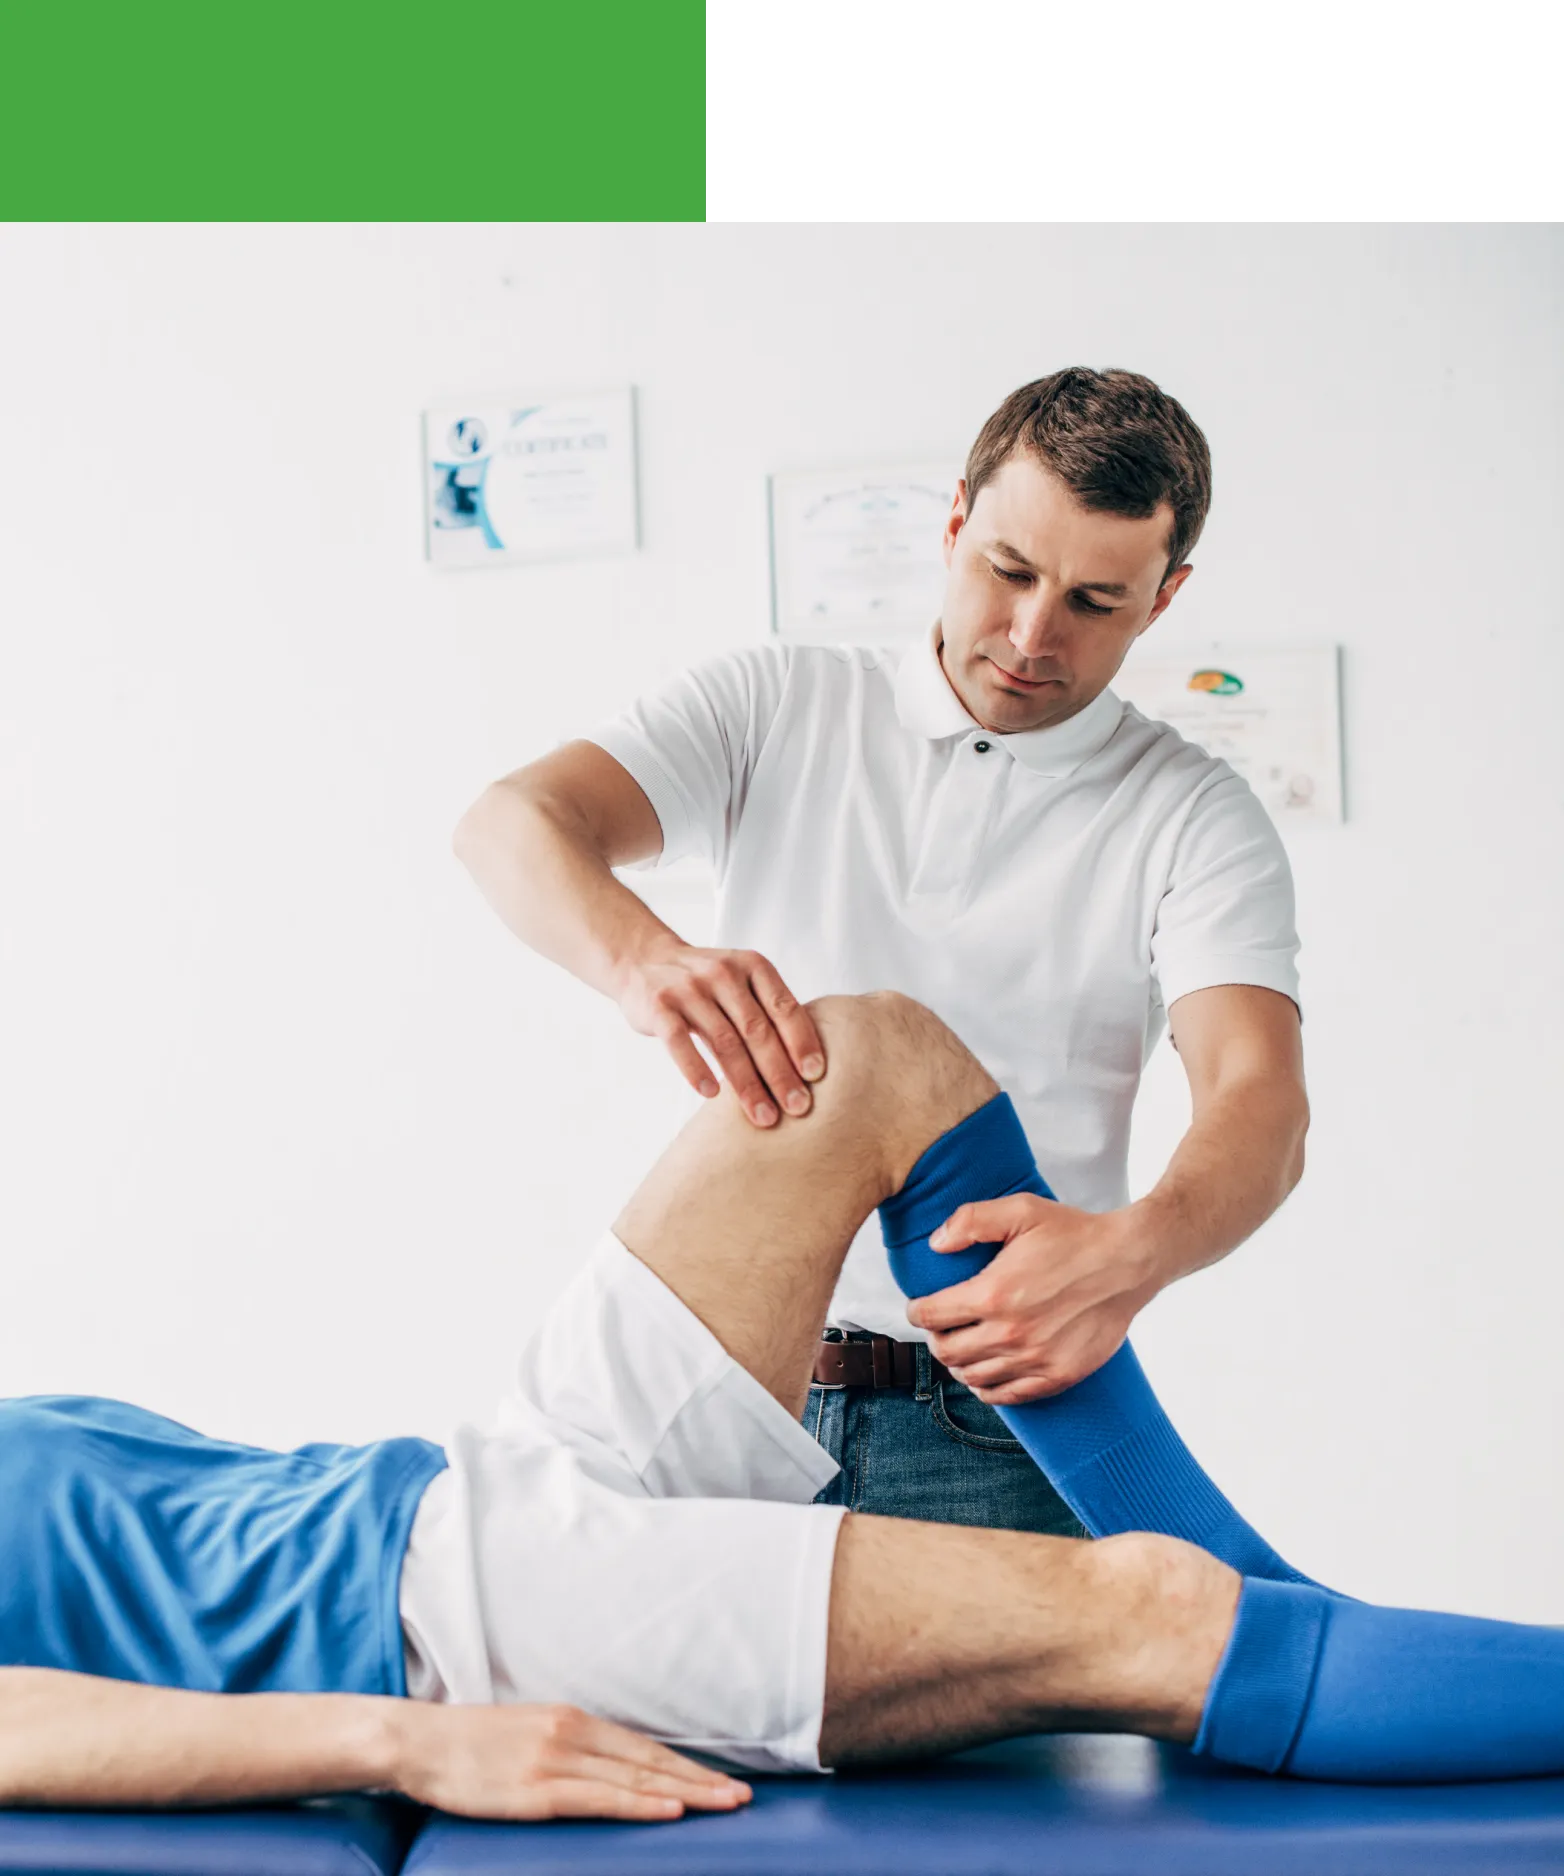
[
  {"xmin": 0, "ymin": 1795, "xmax": 420, "ymax": 1876},
  {"xmin": 7, "ymin": 1739, "xmax": 1564, "ymax": 1876},
  {"xmin": 402, "ymin": 1736, "xmax": 1564, "ymax": 1876}
]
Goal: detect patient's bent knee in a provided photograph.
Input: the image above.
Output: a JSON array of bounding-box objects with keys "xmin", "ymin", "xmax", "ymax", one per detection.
[
  {"xmin": 804, "ymin": 992, "xmax": 997, "ymax": 1152},
  {"xmin": 805, "ymin": 992, "xmax": 946, "ymax": 1085}
]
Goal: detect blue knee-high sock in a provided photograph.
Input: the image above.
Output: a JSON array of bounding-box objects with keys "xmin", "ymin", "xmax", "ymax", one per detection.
[
  {"xmin": 1197, "ymin": 1576, "xmax": 1564, "ymax": 1781},
  {"xmin": 875, "ymin": 1096, "xmax": 1564, "ymax": 1785},
  {"xmin": 878, "ymin": 1093, "xmax": 1322, "ymax": 1589}
]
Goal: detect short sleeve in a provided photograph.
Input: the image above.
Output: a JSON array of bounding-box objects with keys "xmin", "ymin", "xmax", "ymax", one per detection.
[
  {"xmin": 1150, "ymin": 770, "xmax": 1302, "ymax": 1015},
  {"xmin": 585, "ymin": 645, "xmax": 791, "ymax": 874}
]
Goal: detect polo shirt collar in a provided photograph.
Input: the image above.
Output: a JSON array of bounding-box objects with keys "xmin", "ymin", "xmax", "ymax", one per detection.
[{"xmin": 894, "ymin": 624, "xmax": 1124, "ymax": 776}]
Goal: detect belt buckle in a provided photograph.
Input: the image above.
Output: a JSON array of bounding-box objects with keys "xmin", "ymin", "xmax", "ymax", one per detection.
[{"xmin": 815, "ymin": 1327, "xmax": 850, "ymax": 1390}]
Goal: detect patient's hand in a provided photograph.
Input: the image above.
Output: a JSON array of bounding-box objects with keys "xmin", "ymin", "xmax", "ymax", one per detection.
[{"xmin": 391, "ymin": 1701, "xmax": 752, "ymax": 1822}]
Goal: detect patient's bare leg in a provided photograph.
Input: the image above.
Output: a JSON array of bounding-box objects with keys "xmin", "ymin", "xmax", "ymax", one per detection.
[
  {"xmin": 818, "ymin": 1519, "xmax": 1237, "ymax": 1763},
  {"xmin": 614, "ymin": 991, "xmax": 1239, "ymax": 1762},
  {"xmin": 614, "ymin": 990, "xmax": 995, "ymax": 1418}
]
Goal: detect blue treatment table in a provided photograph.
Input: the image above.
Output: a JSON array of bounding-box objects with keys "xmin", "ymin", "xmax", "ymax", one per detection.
[
  {"xmin": 404, "ymin": 1738, "xmax": 1564, "ymax": 1876},
  {"xmin": 0, "ymin": 1794, "xmax": 420, "ymax": 1876},
  {"xmin": 7, "ymin": 1740, "xmax": 1564, "ymax": 1876}
]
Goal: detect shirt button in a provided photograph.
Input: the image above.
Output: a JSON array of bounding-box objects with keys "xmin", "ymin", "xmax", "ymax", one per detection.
[{"xmin": 973, "ymin": 739, "xmax": 992, "ymax": 753}]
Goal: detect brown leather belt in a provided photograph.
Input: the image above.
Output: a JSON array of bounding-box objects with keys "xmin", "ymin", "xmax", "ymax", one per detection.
[{"xmin": 812, "ymin": 1332, "xmax": 950, "ymax": 1390}]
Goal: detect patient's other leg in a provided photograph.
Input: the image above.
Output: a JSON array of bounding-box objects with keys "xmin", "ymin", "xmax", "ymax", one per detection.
[
  {"xmin": 822, "ymin": 1515, "xmax": 1564, "ymax": 1782},
  {"xmin": 613, "ymin": 991, "xmax": 996, "ymax": 1419},
  {"xmin": 820, "ymin": 1520, "xmax": 1236, "ymax": 1763}
]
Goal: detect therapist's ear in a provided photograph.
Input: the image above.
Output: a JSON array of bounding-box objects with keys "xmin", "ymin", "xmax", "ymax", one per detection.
[
  {"xmin": 941, "ymin": 481, "xmax": 970, "ymax": 567},
  {"xmin": 1141, "ymin": 562, "xmax": 1194, "ymax": 630}
]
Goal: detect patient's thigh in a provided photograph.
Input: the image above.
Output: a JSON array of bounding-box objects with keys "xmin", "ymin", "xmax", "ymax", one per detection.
[
  {"xmin": 494, "ymin": 1449, "xmax": 841, "ymax": 1768},
  {"xmin": 398, "ymin": 1232, "xmax": 847, "ymax": 1770}
]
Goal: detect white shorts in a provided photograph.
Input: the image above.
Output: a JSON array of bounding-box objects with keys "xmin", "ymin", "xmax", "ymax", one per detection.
[{"xmin": 397, "ymin": 1234, "xmax": 846, "ymax": 1773}]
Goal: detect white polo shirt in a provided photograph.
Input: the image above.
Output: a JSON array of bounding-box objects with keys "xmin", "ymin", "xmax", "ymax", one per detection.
[{"xmin": 588, "ymin": 629, "xmax": 1300, "ymax": 1341}]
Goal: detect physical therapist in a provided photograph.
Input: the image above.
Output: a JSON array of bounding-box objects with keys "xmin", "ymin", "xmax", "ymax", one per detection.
[{"xmin": 453, "ymin": 368, "xmax": 1309, "ymax": 1537}]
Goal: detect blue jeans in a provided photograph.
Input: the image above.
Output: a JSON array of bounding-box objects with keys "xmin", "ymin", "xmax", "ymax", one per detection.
[{"xmin": 804, "ymin": 1338, "xmax": 1087, "ymax": 1536}]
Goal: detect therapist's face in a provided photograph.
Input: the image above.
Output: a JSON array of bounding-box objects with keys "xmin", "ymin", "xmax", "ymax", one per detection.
[{"xmin": 937, "ymin": 452, "xmax": 1192, "ymax": 734}]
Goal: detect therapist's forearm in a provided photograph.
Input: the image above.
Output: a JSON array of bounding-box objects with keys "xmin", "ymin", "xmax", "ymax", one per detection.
[
  {"xmin": 455, "ymin": 777, "xmax": 826, "ymax": 1121},
  {"xmin": 452, "ymin": 782, "xmax": 682, "ymax": 998},
  {"xmin": 1126, "ymin": 1077, "xmax": 1309, "ymax": 1291}
]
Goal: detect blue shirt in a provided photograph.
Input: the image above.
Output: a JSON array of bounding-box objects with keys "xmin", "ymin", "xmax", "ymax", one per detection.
[{"xmin": 0, "ymin": 1396, "xmax": 447, "ymax": 1696}]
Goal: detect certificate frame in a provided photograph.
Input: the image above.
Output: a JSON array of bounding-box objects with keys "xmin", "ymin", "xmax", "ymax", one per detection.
[
  {"xmin": 422, "ymin": 387, "xmax": 639, "ymax": 570},
  {"xmin": 768, "ymin": 461, "xmax": 959, "ymax": 643},
  {"xmin": 1112, "ymin": 641, "xmax": 1345, "ymax": 826}
]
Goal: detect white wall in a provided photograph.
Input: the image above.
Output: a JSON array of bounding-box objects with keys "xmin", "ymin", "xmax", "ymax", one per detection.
[{"xmin": 2, "ymin": 223, "xmax": 1560, "ymax": 1618}]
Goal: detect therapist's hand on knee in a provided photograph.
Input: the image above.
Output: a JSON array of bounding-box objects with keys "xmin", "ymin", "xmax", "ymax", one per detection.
[
  {"xmin": 906, "ymin": 1195, "xmax": 1158, "ymax": 1405},
  {"xmin": 615, "ymin": 940, "xmax": 826, "ymax": 1127}
]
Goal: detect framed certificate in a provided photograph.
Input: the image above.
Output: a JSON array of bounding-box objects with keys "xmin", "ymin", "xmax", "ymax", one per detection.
[
  {"xmin": 769, "ymin": 463, "xmax": 959, "ymax": 642},
  {"xmin": 1113, "ymin": 642, "xmax": 1345, "ymax": 826},
  {"xmin": 422, "ymin": 388, "xmax": 639, "ymax": 568}
]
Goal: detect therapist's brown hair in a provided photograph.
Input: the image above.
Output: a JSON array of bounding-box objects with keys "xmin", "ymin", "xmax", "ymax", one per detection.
[{"xmin": 965, "ymin": 369, "xmax": 1212, "ymax": 582}]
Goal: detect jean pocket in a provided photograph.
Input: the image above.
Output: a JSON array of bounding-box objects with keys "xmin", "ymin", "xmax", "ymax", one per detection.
[{"xmin": 929, "ymin": 1379, "xmax": 1027, "ymax": 1452}]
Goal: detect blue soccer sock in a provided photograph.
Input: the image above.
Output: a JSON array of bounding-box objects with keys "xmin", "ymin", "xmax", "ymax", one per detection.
[
  {"xmin": 878, "ymin": 1095, "xmax": 1564, "ymax": 1785},
  {"xmin": 1196, "ymin": 1576, "xmax": 1564, "ymax": 1781},
  {"xmin": 878, "ymin": 1093, "xmax": 1322, "ymax": 1588}
]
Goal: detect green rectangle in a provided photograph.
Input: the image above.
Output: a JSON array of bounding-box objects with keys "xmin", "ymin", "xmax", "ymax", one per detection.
[{"xmin": 1, "ymin": 0, "xmax": 704, "ymax": 220}]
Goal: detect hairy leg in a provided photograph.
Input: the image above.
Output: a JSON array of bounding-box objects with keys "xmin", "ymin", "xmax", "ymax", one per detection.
[
  {"xmin": 820, "ymin": 1520, "xmax": 1240, "ymax": 1765},
  {"xmin": 614, "ymin": 995, "xmax": 1564, "ymax": 1785},
  {"xmin": 613, "ymin": 991, "xmax": 996, "ymax": 1417},
  {"xmin": 615, "ymin": 993, "xmax": 1229, "ymax": 1771}
]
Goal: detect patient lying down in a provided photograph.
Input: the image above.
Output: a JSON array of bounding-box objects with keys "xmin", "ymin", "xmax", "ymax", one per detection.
[{"xmin": 2, "ymin": 993, "xmax": 1560, "ymax": 1822}]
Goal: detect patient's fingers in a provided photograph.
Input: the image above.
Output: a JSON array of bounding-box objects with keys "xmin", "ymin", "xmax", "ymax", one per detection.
[
  {"xmin": 593, "ymin": 1764, "xmax": 748, "ymax": 1804},
  {"xmin": 539, "ymin": 1773, "xmax": 743, "ymax": 1821},
  {"xmin": 567, "ymin": 1712, "xmax": 749, "ymax": 1795},
  {"xmin": 511, "ymin": 1710, "xmax": 750, "ymax": 1821},
  {"xmin": 562, "ymin": 1756, "xmax": 749, "ymax": 1808},
  {"xmin": 534, "ymin": 1734, "xmax": 751, "ymax": 1821}
]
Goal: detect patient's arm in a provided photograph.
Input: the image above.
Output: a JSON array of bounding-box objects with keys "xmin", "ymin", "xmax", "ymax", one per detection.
[{"xmin": 0, "ymin": 1669, "xmax": 749, "ymax": 1821}]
